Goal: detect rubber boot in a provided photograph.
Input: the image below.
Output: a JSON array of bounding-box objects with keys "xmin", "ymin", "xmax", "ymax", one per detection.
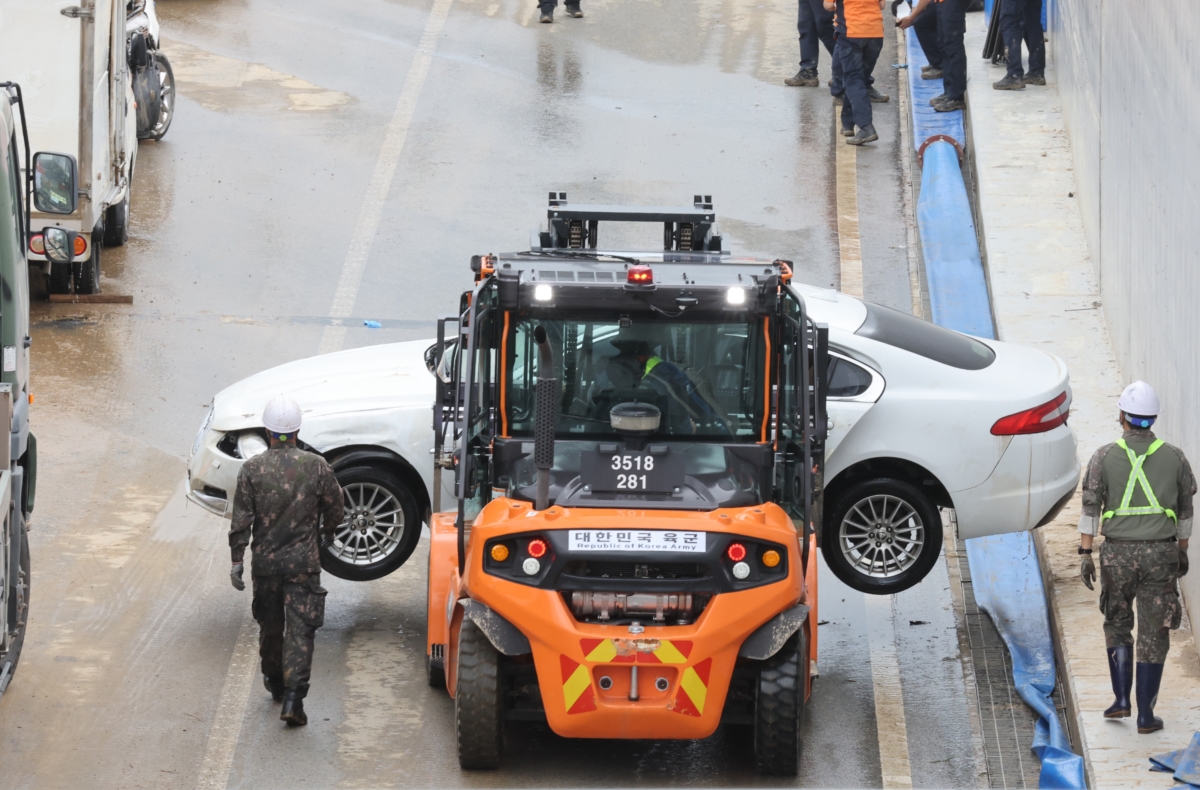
[
  {"xmin": 1136, "ymin": 662, "xmax": 1165, "ymax": 734},
  {"xmin": 264, "ymin": 674, "xmax": 285, "ymax": 703},
  {"xmin": 280, "ymin": 687, "xmax": 308, "ymax": 727},
  {"xmin": 1103, "ymin": 646, "xmax": 1132, "ymax": 718}
]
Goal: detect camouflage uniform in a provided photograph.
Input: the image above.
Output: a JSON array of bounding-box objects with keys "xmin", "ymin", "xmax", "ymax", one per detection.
[
  {"xmin": 230, "ymin": 444, "xmax": 344, "ymax": 695},
  {"xmin": 1080, "ymin": 427, "xmax": 1196, "ymax": 663}
]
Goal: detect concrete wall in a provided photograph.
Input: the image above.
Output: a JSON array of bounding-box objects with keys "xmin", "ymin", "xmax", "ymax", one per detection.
[{"xmin": 1047, "ymin": 0, "xmax": 1200, "ymax": 620}]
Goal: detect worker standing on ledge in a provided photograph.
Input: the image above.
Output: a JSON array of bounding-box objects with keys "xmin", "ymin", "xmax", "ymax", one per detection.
[
  {"xmin": 229, "ymin": 395, "xmax": 344, "ymax": 727},
  {"xmin": 1079, "ymin": 381, "xmax": 1196, "ymax": 734}
]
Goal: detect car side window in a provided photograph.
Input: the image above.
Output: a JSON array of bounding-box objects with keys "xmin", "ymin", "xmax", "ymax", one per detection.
[{"xmin": 827, "ymin": 357, "xmax": 873, "ymax": 398}]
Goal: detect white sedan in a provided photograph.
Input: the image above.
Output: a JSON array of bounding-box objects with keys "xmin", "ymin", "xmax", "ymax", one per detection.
[{"xmin": 187, "ymin": 284, "xmax": 1079, "ymax": 592}]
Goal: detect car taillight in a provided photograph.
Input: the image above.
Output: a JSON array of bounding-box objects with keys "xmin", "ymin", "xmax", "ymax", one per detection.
[
  {"xmin": 991, "ymin": 392, "xmax": 1069, "ymax": 435},
  {"xmin": 527, "ymin": 538, "xmax": 547, "ymax": 558},
  {"xmin": 28, "ymin": 234, "xmax": 44, "ymax": 255},
  {"xmin": 74, "ymin": 235, "xmax": 87, "ymax": 256}
]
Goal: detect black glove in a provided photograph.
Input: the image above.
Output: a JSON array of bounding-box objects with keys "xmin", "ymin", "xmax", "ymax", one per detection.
[
  {"xmin": 231, "ymin": 562, "xmax": 246, "ymax": 591},
  {"xmin": 1180, "ymin": 549, "xmax": 1189, "ymax": 578},
  {"xmin": 1080, "ymin": 555, "xmax": 1096, "ymax": 590}
]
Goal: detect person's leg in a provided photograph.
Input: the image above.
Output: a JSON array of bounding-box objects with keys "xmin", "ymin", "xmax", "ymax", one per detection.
[
  {"xmin": 1099, "ymin": 541, "xmax": 1136, "ymax": 717},
  {"xmin": 912, "ymin": 8, "xmax": 943, "ymax": 70},
  {"xmin": 863, "ymin": 38, "xmax": 886, "ymax": 99},
  {"xmin": 538, "ymin": 0, "xmax": 557, "ymax": 22},
  {"xmin": 830, "ymin": 37, "xmax": 844, "ymax": 99},
  {"xmin": 280, "ymin": 573, "xmax": 328, "ymax": 726},
  {"xmin": 937, "ymin": 0, "xmax": 968, "ymax": 101},
  {"xmin": 1024, "ymin": 0, "xmax": 1046, "ymax": 78},
  {"xmin": 1132, "ymin": 542, "xmax": 1181, "ymax": 733},
  {"xmin": 999, "ymin": 0, "xmax": 1027, "ymax": 80},
  {"xmin": 797, "ymin": 0, "xmax": 819, "ymax": 71},
  {"xmin": 840, "ymin": 39, "xmax": 876, "ymax": 141},
  {"xmin": 251, "ymin": 575, "xmax": 286, "ymax": 697},
  {"xmin": 811, "ymin": 0, "xmax": 837, "ymax": 57}
]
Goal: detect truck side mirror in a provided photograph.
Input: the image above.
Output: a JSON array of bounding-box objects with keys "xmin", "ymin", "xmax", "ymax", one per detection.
[
  {"xmin": 32, "ymin": 152, "xmax": 78, "ymax": 215},
  {"xmin": 42, "ymin": 227, "xmax": 76, "ymax": 264}
]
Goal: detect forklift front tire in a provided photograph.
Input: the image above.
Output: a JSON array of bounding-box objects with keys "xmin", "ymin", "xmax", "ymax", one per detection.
[
  {"xmin": 754, "ymin": 629, "xmax": 805, "ymax": 775},
  {"xmin": 456, "ymin": 617, "xmax": 503, "ymax": 770}
]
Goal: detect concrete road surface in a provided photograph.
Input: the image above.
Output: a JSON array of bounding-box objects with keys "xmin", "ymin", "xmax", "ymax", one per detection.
[{"xmin": 0, "ymin": 0, "xmax": 980, "ymax": 786}]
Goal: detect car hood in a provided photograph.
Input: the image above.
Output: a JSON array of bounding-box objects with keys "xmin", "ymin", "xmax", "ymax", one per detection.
[{"xmin": 211, "ymin": 339, "xmax": 436, "ymax": 433}]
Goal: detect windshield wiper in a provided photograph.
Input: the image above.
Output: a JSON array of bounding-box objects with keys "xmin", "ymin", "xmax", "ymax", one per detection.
[{"xmin": 517, "ymin": 249, "xmax": 643, "ymax": 265}]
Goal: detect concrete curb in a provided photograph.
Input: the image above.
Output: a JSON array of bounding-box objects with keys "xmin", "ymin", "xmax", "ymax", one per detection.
[{"xmin": 961, "ymin": 19, "xmax": 1200, "ymax": 789}]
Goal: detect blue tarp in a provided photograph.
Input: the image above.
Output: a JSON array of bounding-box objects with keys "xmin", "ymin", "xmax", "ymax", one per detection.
[{"xmin": 901, "ymin": 18, "xmax": 1085, "ymax": 788}]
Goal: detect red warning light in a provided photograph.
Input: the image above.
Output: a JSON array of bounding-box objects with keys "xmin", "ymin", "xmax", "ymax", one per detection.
[
  {"xmin": 527, "ymin": 538, "xmax": 548, "ymax": 558},
  {"xmin": 726, "ymin": 543, "xmax": 747, "ymax": 562},
  {"xmin": 627, "ymin": 265, "xmax": 654, "ymax": 285}
]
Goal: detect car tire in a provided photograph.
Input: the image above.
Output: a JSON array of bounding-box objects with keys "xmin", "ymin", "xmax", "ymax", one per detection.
[
  {"xmin": 754, "ymin": 629, "xmax": 805, "ymax": 776},
  {"xmin": 142, "ymin": 52, "xmax": 175, "ymax": 141},
  {"xmin": 319, "ymin": 465, "xmax": 421, "ymax": 582},
  {"xmin": 822, "ymin": 477, "xmax": 942, "ymax": 595},
  {"xmin": 74, "ymin": 231, "xmax": 101, "ymax": 295},
  {"xmin": 456, "ymin": 617, "xmax": 503, "ymax": 770},
  {"xmin": 103, "ymin": 194, "xmax": 129, "ymax": 247},
  {"xmin": 0, "ymin": 523, "xmax": 30, "ymax": 692},
  {"xmin": 47, "ymin": 263, "xmax": 72, "ymax": 295}
]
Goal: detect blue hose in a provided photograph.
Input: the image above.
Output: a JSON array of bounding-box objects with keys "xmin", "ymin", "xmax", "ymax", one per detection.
[{"xmin": 901, "ymin": 16, "xmax": 1085, "ymax": 788}]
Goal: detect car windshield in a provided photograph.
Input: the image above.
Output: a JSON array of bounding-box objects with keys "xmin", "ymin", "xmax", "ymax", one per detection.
[
  {"xmin": 506, "ymin": 316, "xmax": 767, "ymax": 442},
  {"xmin": 855, "ymin": 302, "xmax": 995, "ymax": 370}
]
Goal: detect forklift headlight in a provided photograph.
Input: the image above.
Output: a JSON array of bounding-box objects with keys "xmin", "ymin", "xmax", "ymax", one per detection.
[
  {"xmin": 534, "ymin": 284, "xmax": 553, "ymax": 302},
  {"xmin": 726, "ymin": 287, "xmax": 747, "ymax": 306}
]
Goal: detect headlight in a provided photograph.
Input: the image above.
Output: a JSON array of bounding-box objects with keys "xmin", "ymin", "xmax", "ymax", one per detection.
[
  {"xmin": 192, "ymin": 406, "xmax": 215, "ymax": 457},
  {"xmin": 236, "ymin": 432, "xmax": 269, "ymax": 460}
]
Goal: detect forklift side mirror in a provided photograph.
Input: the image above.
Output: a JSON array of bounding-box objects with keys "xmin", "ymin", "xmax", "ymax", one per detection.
[
  {"xmin": 42, "ymin": 227, "xmax": 76, "ymax": 264},
  {"xmin": 32, "ymin": 152, "xmax": 78, "ymax": 215}
]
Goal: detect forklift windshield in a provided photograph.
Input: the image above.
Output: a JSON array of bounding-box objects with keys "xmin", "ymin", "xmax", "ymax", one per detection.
[{"xmin": 507, "ymin": 316, "xmax": 768, "ymax": 442}]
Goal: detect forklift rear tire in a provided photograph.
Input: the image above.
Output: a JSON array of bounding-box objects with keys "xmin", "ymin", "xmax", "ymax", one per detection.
[
  {"xmin": 754, "ymin": 629, "xmax": 805, "ymax": 775},
  {"xmin": 456, "ymin": 617, "xmax": 503, "ymax": 770}
]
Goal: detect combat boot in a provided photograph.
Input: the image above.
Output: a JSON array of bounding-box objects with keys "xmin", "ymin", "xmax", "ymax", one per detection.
[
  {"xmin": 921, "ymin": 66, "xmax": 943, "ymax": 80},
  {"xmin": 847, "ymin": 124, "xmax": 878, "ymax": 145},
  {"xmin": 281, "ymin": 687, "xmax": 308, "ymax": 727},
  {"xmin": 539, "ymin": 8, "xmax": 553, "ymax": 22},
  {"xmin": 1024, "ymin": 72, "xmax": 1046, "ymax": 85},
  {"xmin": 841, "ymin": 121, "xmax": 855, "ymax": 137},
  {"xmin": 868, "ymin": 86, "xmax": 890, "ymax": 102},
  {"xmin": 264, "ymin": 674, "xmax": 285, "ymax": 703},
  {"xmin": 1103, "ymin": 646, "xmax": 1132, "ymax": 718},
  {"xmin": 931, "ymin": 96, "xmax": 966, "ymax": 112},
  {"xmin": 1136, "ymin": 662, "xmax": 1165, "ymax": 733},
  {"xmin": 784, "ymin": 68, "xmax": 820, "ymax": 87}
]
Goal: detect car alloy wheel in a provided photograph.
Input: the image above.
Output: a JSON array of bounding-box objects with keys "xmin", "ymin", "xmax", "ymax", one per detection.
[
  {"xmin": 838, "ymin": 494, "xmax": 924, "ymax": 578},
  {"xmin": 331, "ymin": 482, "xmax": 405, "ymax": 566}
]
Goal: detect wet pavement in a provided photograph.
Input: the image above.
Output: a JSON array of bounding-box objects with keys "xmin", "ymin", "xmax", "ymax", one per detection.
[{"xmin": 0, "ymin": 0, "xmax": 976, "ymax": 786}]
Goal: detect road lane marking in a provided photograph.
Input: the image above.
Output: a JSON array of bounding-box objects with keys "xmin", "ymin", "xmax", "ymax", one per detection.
[
  {"xmin": 894, "ymin": 29, "xmax": 923, "ymax": 318},
  {"xmin": 864, "ymin": 594, "xmax": 914, "ymax": 789},
  {"xmin": 834, "ymin": 123, "xmax": 863, "ymax": 298},
  {"xmin": 195, "ymin": 614, "xmax": 259, "ymax": 790},
  {"xmin": 317, "ymin": 0, "xmax": 456, "ymax": 356},
  {"xmin": 196, "ymin": 4, "xmax": 456, "ymax": 787}
]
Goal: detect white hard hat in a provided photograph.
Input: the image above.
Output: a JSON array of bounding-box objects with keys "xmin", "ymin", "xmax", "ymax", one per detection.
[
  {"xmin": 1117, "ymin": 380, "xmax": 1160, "ymax": 418},
  {"xmin": 262, "ymin": 394, "xmax": 303, "ymax": 435}
]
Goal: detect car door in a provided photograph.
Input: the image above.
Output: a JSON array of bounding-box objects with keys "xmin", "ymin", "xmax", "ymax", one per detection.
[{"xmin": 824, "ymin": 350, "xmax": 884, "ymax": 463}]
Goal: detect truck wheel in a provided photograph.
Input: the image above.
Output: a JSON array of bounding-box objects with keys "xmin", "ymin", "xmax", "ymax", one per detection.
[
  {"xmin": 144, "ymin": 52, "xmax": 175, "ymax": 141},
  {"xmin": 103, "ymin": 195, "xmax": 129, "ymax": 247},
  {"xmin": 754, "ymin": 629, "xmax": 805, "ymax": 776},
  {"xmin": 456, "ymin": 617, "xmax": 503, "ymax": 770},
  {"xmin": 0, "ymin": 524, "xmax": 31, "ymax": 693},
  {"xmin": 47, "ymin": 263, "xmax": 72, "ymax": 295},
  {"xmin": 821, "ymin": 477, "xmax": 942, "ymax": 596},
  {"xmin": 74, "ymin": 232, "xmax": 101, "ymax": 295},
  {"xmin": 319, "ymin": 465, "xmax": 421, "ymax": 581}
]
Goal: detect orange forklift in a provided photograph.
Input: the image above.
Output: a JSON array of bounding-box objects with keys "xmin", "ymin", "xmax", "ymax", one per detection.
[{"xmin": 425, "ymin": 195, "xmax": 828, "ymax": 775}]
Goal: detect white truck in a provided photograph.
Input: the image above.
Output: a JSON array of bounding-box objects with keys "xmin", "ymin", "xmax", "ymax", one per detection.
[{"xmin": 0, "ymin": 0, "xmax": 138, "ymax": 295}]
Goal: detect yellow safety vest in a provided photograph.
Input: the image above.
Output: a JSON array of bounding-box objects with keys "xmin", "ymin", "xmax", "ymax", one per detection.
[{"xmin": 1102, "ymin": 439, "xmax": 1178, "ymax": 523}]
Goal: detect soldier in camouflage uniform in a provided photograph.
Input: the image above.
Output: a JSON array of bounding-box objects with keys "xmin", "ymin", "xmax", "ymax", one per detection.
[
  {"xmin": 1079, "ymin": 381, "xmax": 1194, "ymax": 734},
  {"xmin": 230, "ymin": 395, "xmax": 344, "ymax": 727}
]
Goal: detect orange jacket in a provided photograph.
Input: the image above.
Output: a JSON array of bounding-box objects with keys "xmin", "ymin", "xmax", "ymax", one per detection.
[{"xmin": 836, "ymin": 0, "xmax": 884, "ymax": 38}]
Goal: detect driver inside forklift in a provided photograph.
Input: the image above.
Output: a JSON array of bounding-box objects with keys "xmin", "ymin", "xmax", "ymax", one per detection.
[{"xmin": 508, "ymin": 317, "xmax": 765, "ymax": 440}]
